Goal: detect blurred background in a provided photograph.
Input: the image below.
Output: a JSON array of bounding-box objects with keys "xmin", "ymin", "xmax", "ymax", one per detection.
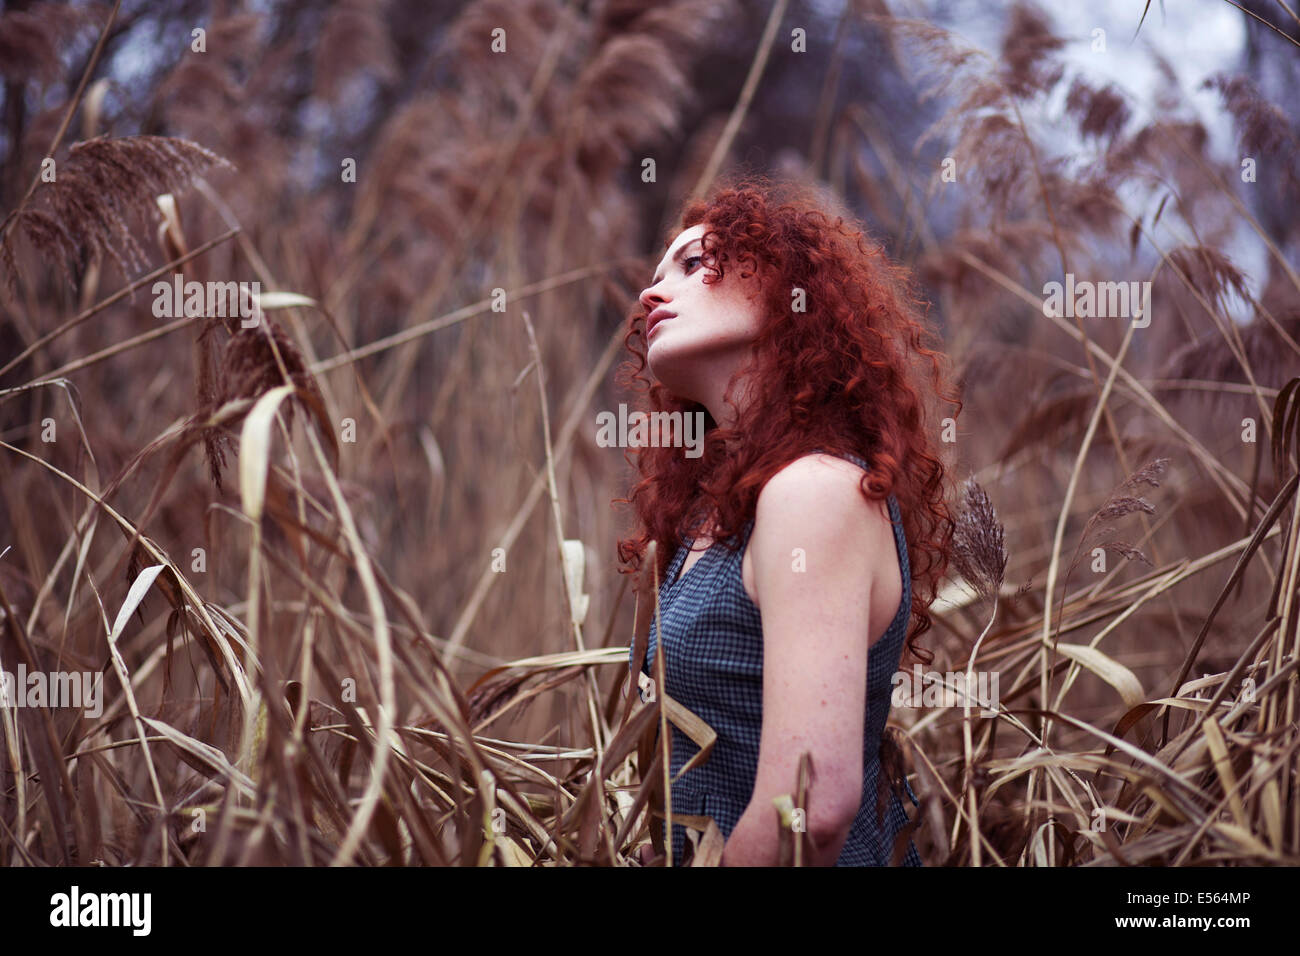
[{"xmin": 1, "ymin": 0, "xmax": 1297, "ymax": 866}]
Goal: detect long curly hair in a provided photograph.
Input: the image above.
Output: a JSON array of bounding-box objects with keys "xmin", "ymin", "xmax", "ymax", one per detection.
[{"xmin": 615, "ymin": 174, "xmax": 962, "ymax": 665}]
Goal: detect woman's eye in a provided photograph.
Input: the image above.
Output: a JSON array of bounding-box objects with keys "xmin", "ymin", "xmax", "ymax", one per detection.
[{"xmin": 683, "ymin": 255, "xmax": 703, "ymax": 271}]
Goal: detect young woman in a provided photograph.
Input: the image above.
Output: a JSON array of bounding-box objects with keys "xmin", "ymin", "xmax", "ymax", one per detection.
[{"xmin": 619, "ymin": 176, "xmax": 961, "ymax": 866}]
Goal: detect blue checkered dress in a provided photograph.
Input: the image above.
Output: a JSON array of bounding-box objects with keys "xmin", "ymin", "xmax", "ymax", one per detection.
[{"xmin": 630, "ymin": 453, "xmax": 922, "ymax": 866}]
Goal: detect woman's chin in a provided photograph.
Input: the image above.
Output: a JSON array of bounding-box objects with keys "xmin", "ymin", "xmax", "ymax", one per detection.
[{"xmin": 645, "ymin": 343, "xmax": 676, "ymax": 380}]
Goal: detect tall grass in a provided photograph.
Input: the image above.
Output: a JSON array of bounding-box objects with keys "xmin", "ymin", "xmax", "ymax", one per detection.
[{"xmin": 0, "ymin": 0, "xmax": 1297, "ymax": 865}]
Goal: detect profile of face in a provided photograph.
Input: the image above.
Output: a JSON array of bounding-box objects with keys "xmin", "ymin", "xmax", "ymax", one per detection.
[{"xmin": 638, "ymin": 223, "xmax": 767, "ymax": 418}]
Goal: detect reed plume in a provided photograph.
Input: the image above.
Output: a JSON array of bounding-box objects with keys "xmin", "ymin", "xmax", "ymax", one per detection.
[{"xmin": 1, "ymin": 135, "xmax": 234, "ymax": 297}]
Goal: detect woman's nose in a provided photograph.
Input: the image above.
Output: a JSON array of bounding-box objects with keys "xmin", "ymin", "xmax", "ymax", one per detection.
[{"xmin": 639, "ymin": 284, "xmax": 666, "ymax": 312}]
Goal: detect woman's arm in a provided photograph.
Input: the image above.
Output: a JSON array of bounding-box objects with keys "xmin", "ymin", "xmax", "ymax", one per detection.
[{"xmin": 720, "ymin": 454, "xmax": 894, "ymax": 866}]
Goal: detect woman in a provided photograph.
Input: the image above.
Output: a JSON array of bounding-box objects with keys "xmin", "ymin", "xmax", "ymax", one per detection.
[{"xmin": 619, "ymin": 175, "xmax": 961, "ymax": 866}]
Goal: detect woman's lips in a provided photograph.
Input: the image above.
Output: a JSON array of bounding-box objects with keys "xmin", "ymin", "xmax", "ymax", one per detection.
[
  {"xmin": 648, "ymin": 316, "xmax": 673, "ymax": 339},
  {"xmin": 647, "ymin": 308, "xmax": 677, "ymax": 338}
]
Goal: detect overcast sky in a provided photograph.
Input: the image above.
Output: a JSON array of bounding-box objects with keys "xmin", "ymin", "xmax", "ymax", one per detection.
[{"xmin": 911, "ymin": 0, "xmax": 1263, "ymax": 314}]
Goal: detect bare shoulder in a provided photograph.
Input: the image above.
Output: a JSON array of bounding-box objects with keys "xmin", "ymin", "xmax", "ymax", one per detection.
[
  {"xmin": 743, "ymin": 452, "xmax": 899, "ymax": 618},
  {"xmin": 754, "ymin": 453, "xmax": 891, "ymax": 532},
  {"xmin": 748, "ymin": 454, "xmax": 896, "ymax": 575}
]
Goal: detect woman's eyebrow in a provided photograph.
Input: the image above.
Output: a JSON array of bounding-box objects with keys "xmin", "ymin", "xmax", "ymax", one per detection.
[{"xmin": 651, "ymin": 238, "xmax": 701, "ymax": 285}]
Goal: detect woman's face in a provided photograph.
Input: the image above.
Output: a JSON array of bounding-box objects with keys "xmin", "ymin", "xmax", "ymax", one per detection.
[{"xmin": 638, "ymin": 224, "xmax": 767, "ymax": 412}]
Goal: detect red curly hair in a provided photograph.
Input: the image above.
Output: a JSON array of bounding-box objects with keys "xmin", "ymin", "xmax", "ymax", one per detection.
[{"xmin": 615, "ymin": 174, "xmax": 962, "ymax": 665}]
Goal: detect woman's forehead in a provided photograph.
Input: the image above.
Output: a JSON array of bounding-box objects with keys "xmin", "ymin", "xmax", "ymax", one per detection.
[{"xmin": 668, "ymin": 223, "xmax": 707, "ymax": 250}]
